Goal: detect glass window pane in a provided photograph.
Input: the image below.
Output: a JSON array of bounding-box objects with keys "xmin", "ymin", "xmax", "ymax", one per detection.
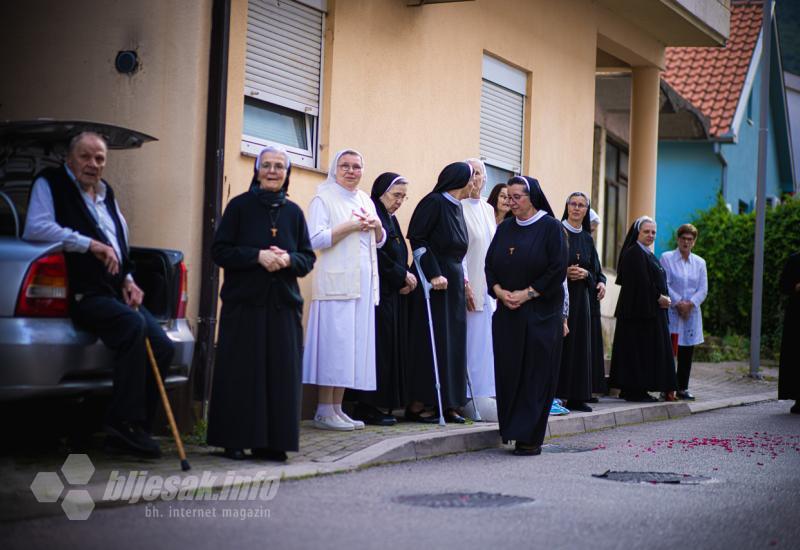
[
  {"xmin": 619, "ymin": 150, "xmax": 629, "ymax": 179},
  {"xmin": 604, "ymin": 184, "xmax": 617, "ymax": 267},
  {"xmin": 484, "ymin": 164, "xmax": 514, "ymax": 198},
  {"xmin": 605, "ymin": 142, "xmax": 619, "ymax": 183},
  {"xmin": 617, "ymin": 184, "xmax": 628, "ymax": 262},
  {"xmin": 243, "ymin": 97, "xmax": 308, "ymax": 150}
]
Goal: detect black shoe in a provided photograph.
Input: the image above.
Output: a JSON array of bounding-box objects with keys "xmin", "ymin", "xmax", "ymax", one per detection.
[
  {"xmin": 355, "ymin": 404, "xmax": 398, "ymax": 426},
  {"xmin": 565, "ymin": 401, "xmax": 593, "ymax": 412},
  {"xmin": 791, "ymin": 402, "xmax": 800, "ymax": 414},
  {"xmin": 405, "ymin": 406, "xmax": 440, "ymax": 423},
  {"xmin": 624, "ymin": 393, "xmax": 658, "ymax": 403},
  {"xmin": 676, "ymin": 390, "xmax": 695, "ymax": 401},
  {"xmin": 252, "ymin": 448, "xmax": 288, "ymax": 462},
  {"xmin": 104, "ymin": 420, "xmax": 161, "ymax": 458},
  {"xmin": 223, "ymin": 448, "xmax": 246, "ymax": 460},
  {"xmin": 444, "ymin": 409, "xmax": 466, "ymax": 424},
  {"xmin": 513, "ymin": 442, "xmax": 542, "ymax": 456}
]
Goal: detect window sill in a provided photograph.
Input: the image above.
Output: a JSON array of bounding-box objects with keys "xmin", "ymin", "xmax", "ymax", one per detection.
[
  {"xmin": 239, "ymin": 149, "xmax": 327, "ymax": 176},
  {"xmin": 292, "ymin": 164, "xmax": 328, "ymax": 176}
]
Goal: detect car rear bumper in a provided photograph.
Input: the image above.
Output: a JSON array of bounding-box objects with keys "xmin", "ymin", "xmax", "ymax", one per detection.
[{"xmin": 0, "ymin": 317, "xmax": 194, "ymax": 400}]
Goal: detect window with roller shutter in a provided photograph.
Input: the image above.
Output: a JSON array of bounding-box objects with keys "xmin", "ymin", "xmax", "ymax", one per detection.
[
  {"xmin": 242, "ymin": 0, "xmax": 326, "ymax": 168},
  {"xmin": 480, "ymin": 55, "xmax": 527, "ymax": 195}
]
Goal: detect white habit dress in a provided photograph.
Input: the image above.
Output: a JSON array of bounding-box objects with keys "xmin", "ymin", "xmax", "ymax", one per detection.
[
  {"xmin": 302, "ymin": 183, "xmax": 386, "ymax": 389},
  {"xmin": 461, "ymin": 197, "xmax": 497, "ymax": 397}
]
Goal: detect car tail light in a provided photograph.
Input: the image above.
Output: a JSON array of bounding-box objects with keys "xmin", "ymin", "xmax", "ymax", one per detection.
[
  {"xmin": 175, "ymin": 261, "xmax": 188, "ymax": 319},
  {"xmin": 15, "ymin": 253, "xmax": 69, "ymax": 317}
]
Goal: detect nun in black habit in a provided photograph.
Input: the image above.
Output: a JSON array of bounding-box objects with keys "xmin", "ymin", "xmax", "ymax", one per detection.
[
  {"xmin": 405, "ymin": 162, "xmax": 473, "ymax": 423},
  {"xmin": 608, "ymin": 216, "xmax": 677, "ymax": 402},
  {"xmin": 486, "ymin": 176, "xmax": 568, "ymax": 455},
  {"xmin": 346, "ymin": 173, "xmax": 416, "ymax": 425},
  {"xmin": 557, "ymin": 192, "xmax": 606, "ymax": 412},
  {"xmin": 207, "ymin": 146, "xmax": 316, "ymax": 461},
  {"xmin": 778, "ymin": 251, "xmax": 800, "ymax": 414}
]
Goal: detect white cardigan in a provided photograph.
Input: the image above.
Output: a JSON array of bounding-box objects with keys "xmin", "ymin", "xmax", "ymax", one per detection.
[{"xmin": 310, "ymin": 183, "xmax": 381, "ymax": 304}]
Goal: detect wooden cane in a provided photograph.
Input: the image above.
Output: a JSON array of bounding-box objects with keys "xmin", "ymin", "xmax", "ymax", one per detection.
[{"xmin": 145, "ymin": 337, "xmax": 191, "ymax": 471}]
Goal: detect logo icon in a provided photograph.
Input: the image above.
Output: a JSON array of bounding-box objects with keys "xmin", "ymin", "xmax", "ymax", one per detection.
[{"xmin": 30, "ymin": 454, "xmax": 96, "ymax": 520}]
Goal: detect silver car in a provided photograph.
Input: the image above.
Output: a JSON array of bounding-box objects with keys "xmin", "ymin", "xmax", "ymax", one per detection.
[{"xmin": 0, "ymin": 120, "xmax": 194, "ymax": 400}]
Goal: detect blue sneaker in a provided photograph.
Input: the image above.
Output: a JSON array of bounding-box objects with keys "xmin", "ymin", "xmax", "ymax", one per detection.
[{"xmin": 550, "ymin": 400, "xmax": 570, "ymax": 416}]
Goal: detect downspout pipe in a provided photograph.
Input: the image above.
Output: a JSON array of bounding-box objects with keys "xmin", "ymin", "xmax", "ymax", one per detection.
[
  {"xmin": 749, "ymin": 0, "xmax": 773, "ymax": 379},
  {"xmin": 193, "ymin": 0, "xmax": 230, "ymax": 416},
  {"xmin": 713, "ymin": 142, "xmax": 728, "ymax": 201}
]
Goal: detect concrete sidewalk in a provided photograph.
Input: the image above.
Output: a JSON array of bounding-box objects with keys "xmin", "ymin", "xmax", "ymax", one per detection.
[{"xmin": 0, "ymin": 361, "xmax": 782, "ymax": 521}]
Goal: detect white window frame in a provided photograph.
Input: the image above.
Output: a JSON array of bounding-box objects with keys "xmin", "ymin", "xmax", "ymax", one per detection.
[
  {"xmin": 480, "ymin": 55, "xmax": 527, "ymax": 182},
  {"xmin": 241, "ymin": 0, "xmax": 327, "ymax": 168}
]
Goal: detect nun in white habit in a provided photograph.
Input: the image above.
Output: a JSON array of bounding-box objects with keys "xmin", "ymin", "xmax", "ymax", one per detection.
[
  {"xmin": 461, "ymin": 158, "xmax": 497, "ymax": 419},
  {"xmin": 302, "ymin": 149, "xmax": 386, "ymax": 431}
]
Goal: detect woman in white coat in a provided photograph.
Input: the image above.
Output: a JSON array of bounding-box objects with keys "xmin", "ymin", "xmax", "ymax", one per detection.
[
  {"xmin": 659, "ymin": 223, "xmax": 708, "ymax": 400},
  {"xmin": 461, "ymin": 158, "xmax": 497, "ymax": 421},
  {"xmin": 302, "ymin": 149, "xmax": 386, "ymax": 430}
]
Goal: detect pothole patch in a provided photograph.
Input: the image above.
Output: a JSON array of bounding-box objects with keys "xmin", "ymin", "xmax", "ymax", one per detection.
[
  {"xmin": 393, "ymin": 492, "xmax": 534, "ymax": 508},
  {"xmin": 542, "ymin": 444, "xmax": 598, "ymax": 453},
  {"xmin": 592, "ymin": 470, "xmax": 712, "ymax": 484}
]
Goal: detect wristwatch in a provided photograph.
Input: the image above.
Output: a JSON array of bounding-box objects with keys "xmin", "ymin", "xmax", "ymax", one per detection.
[{"xmin": 527, "ymin": 287, "xmax": 536, "ymax": 299}]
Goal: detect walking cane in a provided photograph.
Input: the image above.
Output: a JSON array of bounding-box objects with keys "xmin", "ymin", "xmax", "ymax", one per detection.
[
  {"xmin": 412, "ymin": 247, "xmax": 446, "ymax": 427},
  {"xmin": 145, "ymin": 337, "xmax": 191, "ymax": 471}
]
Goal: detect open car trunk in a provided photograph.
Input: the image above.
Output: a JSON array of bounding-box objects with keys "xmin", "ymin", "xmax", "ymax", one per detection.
[{"xmin": 129, "ymin": 247, "xmax": 184, "ymax": 323}]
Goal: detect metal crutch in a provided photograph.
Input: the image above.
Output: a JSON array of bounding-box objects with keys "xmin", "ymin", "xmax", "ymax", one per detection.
[
  {"xmin": 412, "ymin": 247, "xmax": 446, "ymax": 427},
  {"xmin": 465, "ymin": 367, "xmax": 482, "ymax": 421}
]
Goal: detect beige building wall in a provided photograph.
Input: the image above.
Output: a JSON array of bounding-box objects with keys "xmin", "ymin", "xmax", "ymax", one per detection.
[
  {"xmin": 225, "ymin": 0, "xmax": 671, "ymax": 320},
  {"xmin": 0, "ymin": 0, "xmax": 212, "ymax": 323}
]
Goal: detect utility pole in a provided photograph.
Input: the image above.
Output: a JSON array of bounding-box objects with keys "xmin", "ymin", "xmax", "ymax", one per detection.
[{"xmin": 749, "ymin": 0, "xmax": 773, "ymax": 379}]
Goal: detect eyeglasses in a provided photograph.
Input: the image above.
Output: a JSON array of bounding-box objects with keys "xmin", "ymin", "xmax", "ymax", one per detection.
[
  {"xmin": 568, "ymin": 202, "xmax": 588, "ymax": 209},
  {"xmin": 387, "ymin": 192, "xmax": 407, "ymax": 202},
  {"xmin": 260, "ymin": 162, "xmax": 287, "ymax": 172},
  {"xmin": 509, "ymin": 193, "xmax": 529, "ymax": 202},
  {"xmin": 337, "ymin": 164, "xmax": 363, "ymax": 172},
  {"xmin": 678, "ymin": 236, "xmax": 696, "ymax": 242}
]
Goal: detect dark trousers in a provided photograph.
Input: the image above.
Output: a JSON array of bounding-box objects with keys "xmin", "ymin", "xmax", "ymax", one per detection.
[
  {"xmin": 677, "ymin": 345, "xmax": 694, "ymax": 391},
  {"xmin": 71, "ymin": 295, "xmax": 174, "ymax": 428}
]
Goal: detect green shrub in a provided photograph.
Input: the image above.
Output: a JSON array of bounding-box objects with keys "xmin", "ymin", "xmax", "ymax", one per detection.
[
  {"xmin": 694, "ymin": 333, "xmax": 750, "ymax": 362},
  {"xmin": 679, "ymin": 194, "xmax": 800, "ymax": 357}
]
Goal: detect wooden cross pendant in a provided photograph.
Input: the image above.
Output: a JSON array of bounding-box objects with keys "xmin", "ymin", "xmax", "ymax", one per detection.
[
  {"xmin": 509, "ymin": 247, "xmax": 515, "ymax": 255},
  {"xmin": 271, "ymin": 228, "xmax": 278, "ymax": 237}
]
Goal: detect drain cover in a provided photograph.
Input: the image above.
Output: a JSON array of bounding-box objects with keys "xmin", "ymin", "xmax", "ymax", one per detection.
[
  {"xmin": 394, "ymin": 492, "xmax": 534, "ymax": 508},
  {"xmin": 542, "ymin": 444, "xmax": 597, "ymax": 453},
  {"xmin": 592, "ymin": 470, "xmax": 711, "ymax": 484}
]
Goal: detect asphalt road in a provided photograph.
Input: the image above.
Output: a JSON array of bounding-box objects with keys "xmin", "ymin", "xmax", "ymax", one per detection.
[{"xmin": 3, "ymin": 401, "xmax": 798, "ymax": 550}]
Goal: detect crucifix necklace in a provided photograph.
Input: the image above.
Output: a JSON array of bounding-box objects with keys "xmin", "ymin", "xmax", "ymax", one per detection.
[
  {"xmin": 268, "ymin": 208, "xmax": 281, "ymax": 238},
  {"xmin": 509, "ymin": 247, "xmax": 515, "ymax": 255}
]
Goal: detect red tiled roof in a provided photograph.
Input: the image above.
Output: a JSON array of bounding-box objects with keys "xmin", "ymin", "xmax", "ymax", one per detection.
[{"xmin": 664, "ymin": 0, "xmax": 763, "ymax": 137}]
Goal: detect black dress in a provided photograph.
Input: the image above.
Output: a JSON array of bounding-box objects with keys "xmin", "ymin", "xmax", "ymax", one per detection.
[
  {"xmin": 589, "ymin": 241, "xmax": 608, "ymax": 394},
  {"xmin": 556, "ymin": 228, "xmax": 596, "ymax": 403},
  {"xmin": 486, "ymin": 215, "xmax": 568, "ymax": 446},
  {"xmin": 346, "ymin": 201, "xmax": 408, "ymax": 410},
  {"xmin": 609, "ymin": 244, "xmax": 677, "ymax": 395},
  {"xmin": 406, "ymin": 192, "xmax": 469, "ymax": 409},
  {"xmin": 778, "ymin": 252, "xmax": 800, "ymax": 401},
  {"xmin": 206, "ymin": 191, "xmax": 315, "ymax": 452}
]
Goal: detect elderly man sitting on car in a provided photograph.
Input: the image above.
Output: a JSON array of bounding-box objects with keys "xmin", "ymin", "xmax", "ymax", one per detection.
[{"xmin": 23, "ymin": 131, "xmax": 173, "ymax": 458}]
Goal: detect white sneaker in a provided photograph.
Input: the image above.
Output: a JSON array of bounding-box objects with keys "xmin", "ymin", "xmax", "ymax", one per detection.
[
  {"xmin": 312, "ymin": 414, "xmax": 354, "ymax": 431},
  {"xmin": 337, "ymin": 412, "xmax": 365, "ymax": 430}
]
